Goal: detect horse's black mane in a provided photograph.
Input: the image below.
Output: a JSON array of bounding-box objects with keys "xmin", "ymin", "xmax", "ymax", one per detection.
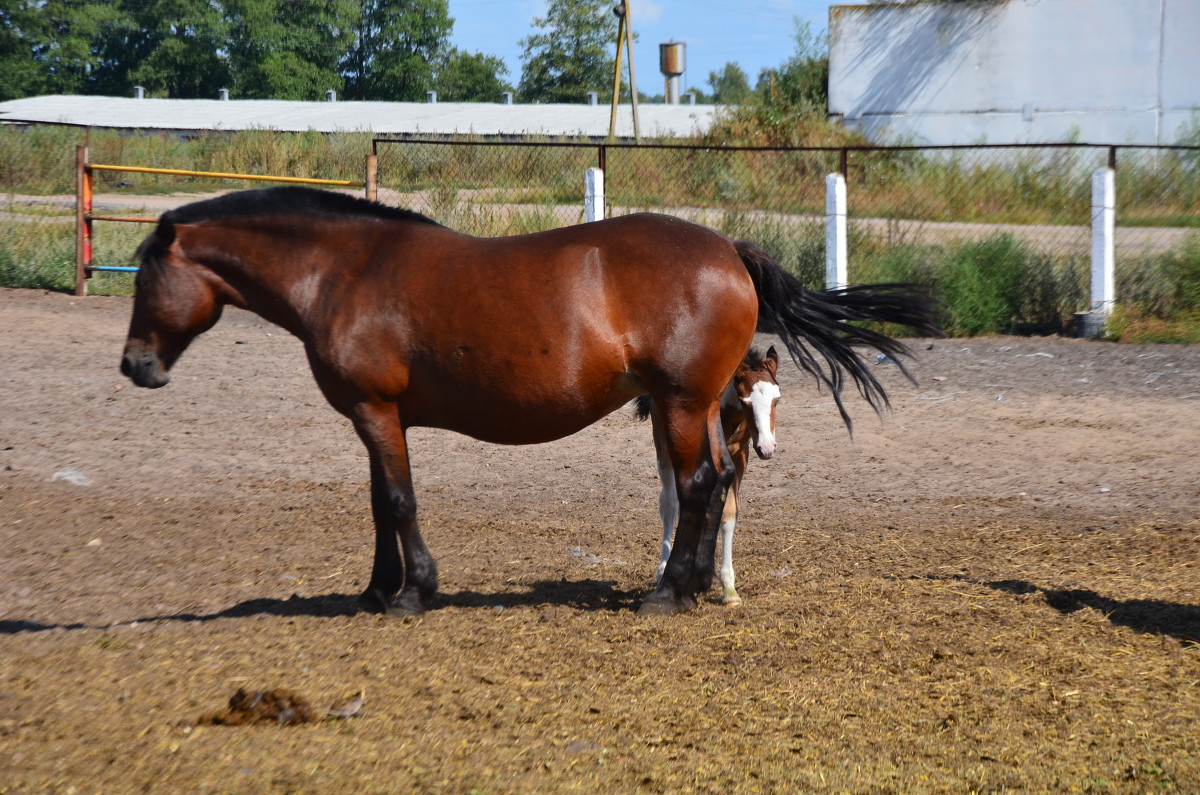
[{"xmin": 162, "ymin": 185, "xmax": 441, "ymax": 229}]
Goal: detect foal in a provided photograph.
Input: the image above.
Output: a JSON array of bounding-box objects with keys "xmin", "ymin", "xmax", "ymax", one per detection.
[{"xmin": 637, "ymin": 346, "xmax": 781, "ymax": 605}]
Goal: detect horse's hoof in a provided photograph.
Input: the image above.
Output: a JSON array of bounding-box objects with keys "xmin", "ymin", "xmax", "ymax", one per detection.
[
  {"xmin": 637, "ymin": 589, "xmax": 697, "ymax": 617},
  {"xmin": 385, "ymin": 591, "xmax": 427, "ymax": 617},
  {"xmin": 722, "ymin": 593, "xmax": 743, "ymax": 607},
  {"xmin": 357, "ymin": 588, "xmax": 426, "ymax": 616},
  {"xmin": 356, "ymin": 588, "xmax": 391, "ymax": 615}
]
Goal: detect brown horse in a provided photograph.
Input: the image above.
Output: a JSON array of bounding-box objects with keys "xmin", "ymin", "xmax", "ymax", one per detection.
[
  {"xmin": 120, "ymin": 186, "xmax": 938, "ymax": 616},
  {"xmin": 638, "ymin": 346, "xmax": 780, "ymax": 606}
]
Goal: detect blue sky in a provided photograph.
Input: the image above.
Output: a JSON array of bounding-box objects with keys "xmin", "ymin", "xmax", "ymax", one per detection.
[{"xmin": 447, "ymin": 0, "xmax": 840, "ymax": 98}]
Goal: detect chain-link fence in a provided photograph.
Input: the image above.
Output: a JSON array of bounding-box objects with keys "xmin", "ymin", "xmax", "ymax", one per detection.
[
  {"xmin": 2, "ymin": 127, "xmax": 1197, "ymax": 332},
  {"xmin": 375, "ymin": 138, "xmax": 1200, "ymax": 333}
]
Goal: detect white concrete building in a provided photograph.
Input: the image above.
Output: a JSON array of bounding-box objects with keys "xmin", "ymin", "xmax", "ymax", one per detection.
[{"xmin": 828, "ymin": 0, "xmax": 1200, "ymax": 145}]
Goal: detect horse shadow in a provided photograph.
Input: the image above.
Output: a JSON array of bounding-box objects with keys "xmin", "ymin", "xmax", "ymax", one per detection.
[
  {"xmin": 441, "ymin": 578, "xmax": 643, "ymax": 613},
  {"xmin": 930, "ymin": 575, "xmax": 1200, "ymax": 645},
  {"xmin": 0, "ymin": 579, "xmax": 642, "ymax": 635}
]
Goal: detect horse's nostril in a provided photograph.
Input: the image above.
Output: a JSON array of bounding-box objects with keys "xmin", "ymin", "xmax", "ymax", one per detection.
[{"xmin": 120, "ymin": 354, "xmax": 137, "ymax": 378}]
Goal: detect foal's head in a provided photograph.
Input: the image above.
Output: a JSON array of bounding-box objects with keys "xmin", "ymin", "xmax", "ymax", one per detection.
[
  {"xmin": 734, "ymin": 346, "xmax": 781, "ymax": 460},
  {"xmin": 120, "ymin": 229, "xmax": 225, "ymax": 389}
]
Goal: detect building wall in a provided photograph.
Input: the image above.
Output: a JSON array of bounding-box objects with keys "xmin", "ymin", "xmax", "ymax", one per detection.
[{"xmin": 828, "ymin": 0, "xmax": 1200, "ymax": 145}]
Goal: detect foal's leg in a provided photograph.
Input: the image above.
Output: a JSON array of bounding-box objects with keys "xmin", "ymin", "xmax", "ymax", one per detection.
[
  {"xmin": 718, "ymin": 479, "xmax": 742, "ymax": 606},
  {"xmin": 696, "ymin": 414, "xmax": 734, "ymax": 593},
  {"xmin": 719, "ymin": 449, "xmax": 749, "ymax": 605},
  {"xmin": 640, "ymin": 402, "xmax": 734, "ymax": 616},
  {"xmin": 352, "ymin": 404, "xmax": 437, "ymax": 616}
]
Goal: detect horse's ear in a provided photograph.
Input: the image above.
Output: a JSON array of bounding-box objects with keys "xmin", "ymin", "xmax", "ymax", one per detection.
[
  {"xmin": 154, "ymin": 214, "xmax": 177, "ymax": 247},
  {"xmin": 765, "ymin": 345, "xmax": 779, "ymax": 374}
]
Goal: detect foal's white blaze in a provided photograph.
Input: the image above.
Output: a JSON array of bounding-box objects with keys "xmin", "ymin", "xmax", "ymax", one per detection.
[{"xmin": 743, "ymin": 380, "xmax": 780, "ymax": 459}]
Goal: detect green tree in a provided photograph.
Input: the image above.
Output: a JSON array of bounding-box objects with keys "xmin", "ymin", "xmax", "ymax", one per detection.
[
  {"xmin": 3, "ymin": 0, "xmax": 120, "ymax": 98},
  {"xmin": 224, "ymin": 0, "xmax": 356, "ymax": 100},
  {"xmin": 1, "ymin": 0, "xmax": 44, "ymax": 98},
  {"xmin": 517, "ymin": 0, "xmax": 615, "ymax": 103},
  {"xmin": 707, "ymin": 62, "xmax": 750, "ymax": 105},
  {"xmin": 756, "ymin": 19, "xmax": 827, "ymax": 110},
  {"xmin": 343, "ymin": 0, "xmax": 453, "ymax": 101},
  {"xmin": 90, "ymin": 0, "xmax": 230, "ymax": 98},
  {"xmin": 436, "ymin": 48, "xmax": 511, "ymax": 102}
]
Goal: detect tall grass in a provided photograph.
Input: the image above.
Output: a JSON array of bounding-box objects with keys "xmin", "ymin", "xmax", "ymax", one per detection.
[
  {"xmin": 855, "ymin": 233, "xmax": 1086, "ymax": 336},
  {"xmin": 0, "ymin": 125, "xmax": 371, "ymax": 195},
  {"xmin": 8, "ymin": 127, "xmax": 1196, "ymax": 228},
  {"xmin": 1106, "ymin": 232, "xmax": 1200, "ymax": 342},
  {"xmin": 0, "ymin": 216, "xmax": 140, "ymax": 294}
]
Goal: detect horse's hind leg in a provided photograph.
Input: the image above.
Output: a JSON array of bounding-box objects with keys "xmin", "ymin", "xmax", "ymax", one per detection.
[
  {"xmin": 353, "ymin": 404, "xmax": 437, "ymax": 616},
  {"xmin": 640, "ymin": 402, "xmax": 734, "ymax": 616},
  {"xmin": 652, "ymin": 419, "xmax": 679, "ymax": 585}
]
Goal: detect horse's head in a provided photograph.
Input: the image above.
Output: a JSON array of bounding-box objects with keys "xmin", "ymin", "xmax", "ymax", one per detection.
[
  {"xmin": 735, "ymin": 345, "xmax": 781, "ymax": 460},
  {"xmin": 120, "ymin": 230, "xmax": 225, "ymax": 389}
]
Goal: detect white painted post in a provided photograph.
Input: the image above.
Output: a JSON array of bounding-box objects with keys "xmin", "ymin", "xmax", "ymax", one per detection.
[
  {"xmin": 585, "ymin": 167, "xmax": 604, "ymax": 223},
  {"xmin": 1076, "ymin": 167, "xmax": 1116, "ymax": 337},
  {"xmin": 1091, "ymin": 167, "xmax": 1115, "ymax": 314},
  {"xmin": 825, "ymin": 172, "xmax": 848, "ymax": 290}
]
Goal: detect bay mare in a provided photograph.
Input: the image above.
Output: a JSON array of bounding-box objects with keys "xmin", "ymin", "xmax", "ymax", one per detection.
[{"xmin": 121, "ymin": 186, "xmax": 938, "ymax": 616}]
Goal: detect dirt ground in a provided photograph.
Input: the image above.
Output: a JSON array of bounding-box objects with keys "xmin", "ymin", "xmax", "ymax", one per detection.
[{"xmin": 1, "ymin": 285, "xmax": 1198, "ymax": 793}]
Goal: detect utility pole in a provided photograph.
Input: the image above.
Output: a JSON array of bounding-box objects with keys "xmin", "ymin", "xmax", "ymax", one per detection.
[{"xmin": 608, "ymin": 2, "xmax": 641, "ymax": 140}]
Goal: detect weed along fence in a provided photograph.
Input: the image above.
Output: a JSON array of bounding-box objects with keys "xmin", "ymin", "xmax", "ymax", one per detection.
[
  {"xmin": 374, "ymin": 138, "xmax": 1200, "ymax": 337},
  {"xmin": 72, "ymin": 146, "xmax": 379, "ymax": 296}
]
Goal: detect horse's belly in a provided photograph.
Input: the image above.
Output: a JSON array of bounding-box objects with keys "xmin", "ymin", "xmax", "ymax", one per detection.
[{"xmin": 405, "ymin": 369, "xmax": 645, "ymax": 445}]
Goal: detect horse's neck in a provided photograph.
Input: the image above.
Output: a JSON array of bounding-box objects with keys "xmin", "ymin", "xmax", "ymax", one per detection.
[{"xmin": 205, "ymin": 236, "xmax": 328, "ymax": 335}]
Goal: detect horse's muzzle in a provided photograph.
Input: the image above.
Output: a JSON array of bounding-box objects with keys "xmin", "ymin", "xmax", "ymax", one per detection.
[
  {"xmin": 121, "ymin": 351, "xmax": 171, "ymax": 388},
  {"xmin": 754, "ymin": 439, "xmax": 776, "ymax": 460}
]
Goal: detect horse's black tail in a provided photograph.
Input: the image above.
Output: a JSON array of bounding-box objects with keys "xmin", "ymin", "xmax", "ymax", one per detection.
[
  {"xmin": 735, "ymin": 240, "xmax": 941, "ymax": 431},
  {"xmin": 633, "ymin": 394, "xmax": 652, "ymax": 422}
]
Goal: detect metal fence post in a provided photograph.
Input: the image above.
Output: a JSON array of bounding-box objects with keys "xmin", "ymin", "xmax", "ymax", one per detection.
[
  {"xmin": 74, "ymin": 145, "xmax": 92, "ymax": 297},
  {"xmin": 365, "ymin": 154, "xmax": 378, "ymax": 201},
  {"xmin": 825, "ymin": 172, "xmax": 847, "ymax": 289},
  {"xmin": 585, "ymin": 167, "xmax": 605, "ymax": 223}
]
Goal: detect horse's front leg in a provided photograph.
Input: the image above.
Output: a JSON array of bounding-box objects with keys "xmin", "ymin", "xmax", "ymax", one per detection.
[{"xmin": 352, "ymin": 403, "xmax": 437, "ymax": 616}]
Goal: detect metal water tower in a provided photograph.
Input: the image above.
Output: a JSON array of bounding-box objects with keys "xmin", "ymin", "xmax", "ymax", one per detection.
[{"xmin": 659, "ymin": 41, "xmax": 685, "ymax": 105}]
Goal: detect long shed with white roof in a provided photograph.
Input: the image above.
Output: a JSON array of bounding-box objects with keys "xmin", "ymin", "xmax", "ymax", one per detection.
[{"xmin": 0, "ymin": 95, "xmax": 719, "ymax": 140}]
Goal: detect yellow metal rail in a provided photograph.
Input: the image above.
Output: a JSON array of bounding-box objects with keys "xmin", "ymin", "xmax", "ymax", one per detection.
[
  {"xmin": 88, "ymin": 163, "xmax": 365, "ymax": 188},
  {"xmin": 76, "ymin": 148, "xmax": 378, "ymax": 295}
]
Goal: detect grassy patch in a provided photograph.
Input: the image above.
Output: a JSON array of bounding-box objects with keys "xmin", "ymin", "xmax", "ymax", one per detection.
[
  {"xmin": 1107, "ymin": 307, "xmax": 1200, "ymax": 344},
  {"xmin": 0, "ymin": 217, "xmax": 141, "ymax": 295}
]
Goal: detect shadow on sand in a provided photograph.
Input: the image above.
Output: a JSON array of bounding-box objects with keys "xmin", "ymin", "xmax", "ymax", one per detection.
[
  {"xmin": 1, "ymin": 579, "xmax": 646, "ymax": 635},
  {"xmin": 917, "ymin": 574, "xmax": 1200, "ymax": 646}
]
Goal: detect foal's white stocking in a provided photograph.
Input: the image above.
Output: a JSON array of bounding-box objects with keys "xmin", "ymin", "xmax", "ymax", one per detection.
[{"xmin": 718, "ymin": 487, "xmax": 740, "ymax": 605}]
